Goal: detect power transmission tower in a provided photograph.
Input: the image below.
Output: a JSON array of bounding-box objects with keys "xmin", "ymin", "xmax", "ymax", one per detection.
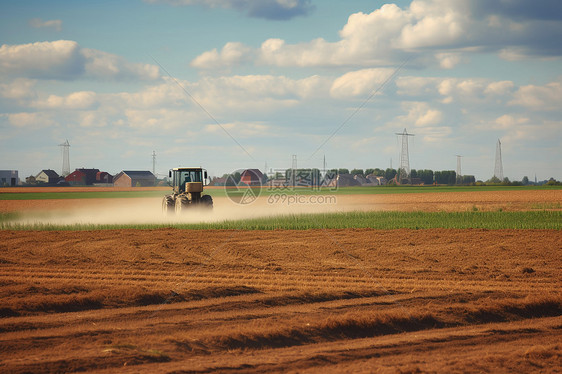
[
  {"xmin": 395, "ymin": 128, "xmax": 414, "ymax": 184},
  {"xmin": 494, "ymin": 139, "xmax": 504, "ymax": 181},
  {"xmin": 152, "ymin": 151, "xmax": 156, "ymax": 175},
  {"xmin": 59, "ymin": 140, "xmax": 70, "ymax": 176},
  {"xmin": 456, "ymin": 155, "xmax": 463, "ymax": 184},
  {"xmin": 291, "ymin": 154, "xmax": 297, "ymax": 186}
]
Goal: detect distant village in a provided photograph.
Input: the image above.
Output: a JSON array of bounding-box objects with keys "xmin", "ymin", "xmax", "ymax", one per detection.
[
  {"xmin": 0, "ymin": 169, "xmax": 159, "ymax": 188},
  {"xmin": 0, "ymin": 167, "xmax": 558, "ymax": 188}
]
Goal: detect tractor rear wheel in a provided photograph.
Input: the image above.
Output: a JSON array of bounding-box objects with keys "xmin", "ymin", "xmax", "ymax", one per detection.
[
  {"xmin": 201, "ymin": 194, "xmax": 213, "ymax": 209},
  {"xmin": 162, "ymin": 195, "xmax": 174, "ymax": 215},
  {"xmin": 175, "ymin": 196, "xmax": 188, "ymax": 214}
]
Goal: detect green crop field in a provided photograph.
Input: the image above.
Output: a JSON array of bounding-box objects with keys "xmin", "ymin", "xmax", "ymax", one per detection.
[
  {"xmin": 1, "ymin": 211, "xmax": 560, "ymax": 231},
  {"xmin": 0, "ymin": 185, "xmax": 558, "ymax": 201}
]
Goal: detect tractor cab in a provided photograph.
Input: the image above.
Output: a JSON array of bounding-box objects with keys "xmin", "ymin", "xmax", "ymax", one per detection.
[{"xmin": 170, "ymin": 167, "xmax": 208, "ymax": 194}]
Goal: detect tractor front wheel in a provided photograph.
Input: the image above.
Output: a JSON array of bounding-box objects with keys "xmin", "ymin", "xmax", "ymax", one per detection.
[
  {"xmin": 175, "ymin": 196, "xmax": 188, "ymax": 214},
  {"xmin": 162, "ymin": 195, "xmax": 174, "ymax": 215}
]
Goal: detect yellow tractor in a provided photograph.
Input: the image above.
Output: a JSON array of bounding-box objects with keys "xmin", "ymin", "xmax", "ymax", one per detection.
[{"xmin": 162, "ymin": 167, "xmax": 213, "ymax": 214}]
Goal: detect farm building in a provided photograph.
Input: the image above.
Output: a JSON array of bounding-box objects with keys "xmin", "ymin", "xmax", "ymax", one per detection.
[
  {"xmin": 65, "ymin": 169, "xmax": 100, "ymax": 185},
  {"xmin": 96, "ymin": 171, "xmax": 113, "ymax": 184},
  {"xmin": 36, "ymin": 169, "xmax": 60, "ymax": 184},
  {"xmin": 353, "ymin": 175, "xmax": 369, "ymax": 185},
  {"xmin": 366, "ymin": 175, "xmax": 387, "ymax": 185},
  {"xmin": 240, "ymin": 169, "xmax": 264, "ymax": 186},
  {"xmin": 0, "ymin": 170, "xmax": 19, "ymax": 186},
  {"xmin": 113, "ymin": 171, "xmax": 156, "ymax": 187},
  {"xmin": 336, "ymin": 174, "xmax": 360, "ymax": 187}
]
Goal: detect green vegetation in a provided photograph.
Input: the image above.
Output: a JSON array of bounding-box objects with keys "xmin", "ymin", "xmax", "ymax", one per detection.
[
  {"xmin": 1, "ymin": 211, "xmax": 559, "ymax": 231},
  {"xmin": 1, "ymin": 184, "xmax": 559, "ymax": 200},
  {"xmin": 0, "ymin": 190, "xmax": 169, "ymax": 200}
]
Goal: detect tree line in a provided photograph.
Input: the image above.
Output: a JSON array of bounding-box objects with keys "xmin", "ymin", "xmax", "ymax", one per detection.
[{"xmin": 218, "ymin": 168, "xmax": 559, "ymax": 186}]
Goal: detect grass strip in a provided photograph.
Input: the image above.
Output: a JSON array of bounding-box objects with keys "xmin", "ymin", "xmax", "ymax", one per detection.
[
  {"xmin": 0, "ymin": 185, "xmax": 559, "ymax": 200},
  {"xmin": 1, "ymin": 211, "xmax": 560, "ymax": 231}
]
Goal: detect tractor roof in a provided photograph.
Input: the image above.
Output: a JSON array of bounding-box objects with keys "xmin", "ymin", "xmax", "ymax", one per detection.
[{"xmin": 172, "ymin": 167, "xmax": 204, "ymax": 171}]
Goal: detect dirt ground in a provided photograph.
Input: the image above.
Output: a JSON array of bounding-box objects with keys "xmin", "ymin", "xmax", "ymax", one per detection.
[
  {"xmin": 0, "ymin": 190, "xmax": 561, "ymax": 373},
  {"xmin": 1, "ymin": 188, "xmax": 561, "ymax": 215}
]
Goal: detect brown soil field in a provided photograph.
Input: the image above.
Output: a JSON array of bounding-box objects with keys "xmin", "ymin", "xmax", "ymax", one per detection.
[
  {"xmin": 0, "ymin": 190, "xmax": 561, "ymax": 373},
  {"xmin": 1, "ymin": 189, "xmax": 561, "ymax": 215}
]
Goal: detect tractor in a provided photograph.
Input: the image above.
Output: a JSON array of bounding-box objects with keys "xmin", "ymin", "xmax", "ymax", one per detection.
[{"xmin": 162, "ymin": 167, "xmax": 213, "ymax": 214}]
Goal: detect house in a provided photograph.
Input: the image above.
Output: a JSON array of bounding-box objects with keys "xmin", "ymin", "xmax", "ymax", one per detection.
[
  {"xmin": 96, "ymin": 171, "xmax": 113, "ymax": 184},
  {"xmin": 0, "ymin": 170, "xmax": 19, "ymax": 186},
  {"xmin": 210, "ymin": 177, "xmax": 227, "ymax": 186},
  {"xmin": 366, "ymin": 174, "xmax": 387, "ymax": 185},
  {"xmin": 35, "ymin": 169, "xmax": 59, "ymax": 184},
  {"xmin": 336, "ymin": 174, "xmax": 360, "ymax": 187},
  {"xmin": 65, "ymin": 168, "xmax": 100, "ymax": 185},
  {"xmin": 353, "ymin": 175, "xmax": 370, "ymax": 185},
  {"xmin": 240, "ymin": 169, "xmax": 264, "ymax": 186},
  {"xmin": 113, "ymin": 171, "xmax": 156, "ymax": 187}
]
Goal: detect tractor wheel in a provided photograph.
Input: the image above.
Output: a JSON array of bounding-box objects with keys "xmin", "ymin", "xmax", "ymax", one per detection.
[
  {"xmin": 162, "ymin": 195, "xmax": 174, "ymax": 215},
  {"xmin": 175, "ymin": 196, "xmax": 188, "ymax": 214},
  {"xmin": 201, "ymin": 194, "xmax": 213, "ymax": 209}
]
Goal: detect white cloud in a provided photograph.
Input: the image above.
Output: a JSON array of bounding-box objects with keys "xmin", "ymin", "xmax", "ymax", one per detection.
[
  {"xmin": 0, "ymin": 78, "xmax": 37, "ymax": 100},
  {"xmin": 399, "ymin": 102, "xmax": 443, "ymax": 127},
  {"xmin": 190, "ymin": 0, "xmax": 562, "ymax": 70},
  {"xmin": 191, "ymin": 42, "xmax": 255, "ymax": 70},
  {"xmin": 0, "ymin": 40, "xmax": 160, "ymax": 81},
  {"xmin": 114, "ymin": 80, "xmax": 189, "ymax": 109},
  {"xmin": 417, "ymin": 125, "xmax": 452, "ymax": 142},
  {"xmin": 399, "ymin": 0, "xmax": 469, "ymax": 49},
  {"xmin": 7, "ymin": 112, "xmax": 54, "ymax": 128},
  {"xmin": 396, "ymin": 76, "xmax": 440, "ymax": 96},
  {"xmin": 435, "ymin": 52, "xmax": 462, "ymax": 69},
  {"xmin": 510, "ymin": 79, "xmax": 562, "ymax": 110},
  {"xmin": 32, "ymin": 91, "xmax": 98, "ymax": 110},
  {"xmin": 186, "ymin": 74, "xmax": 329, "ymax": 113},
  {"xmin": 29, "ymin": 18, "xmax": 62, "ymax": 32},
  {"xmin": 484, "ymin": 81, "xmax": 515, "ymax": 96},
  {"xmin": 494, "ymin": 114, "xmax": 529, "ymax": 130},
  {"xmin": 204, "ymin": 121, "xmax": 271, "ymax": 137},
  {"xmin": 330, "ymin": 68, "xmax": 394, "ymax": 99}
]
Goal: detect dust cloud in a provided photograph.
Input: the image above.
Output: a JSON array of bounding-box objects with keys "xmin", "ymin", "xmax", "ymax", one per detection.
[{"xmin": 7, "ymin": 195, "xmax": 369, "ymax": 227}]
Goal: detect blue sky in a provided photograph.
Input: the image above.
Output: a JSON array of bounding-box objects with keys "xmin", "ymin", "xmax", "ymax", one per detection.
[{"xmin": 1, "ymin": 0, "xmax": 561, "ymax": 181}]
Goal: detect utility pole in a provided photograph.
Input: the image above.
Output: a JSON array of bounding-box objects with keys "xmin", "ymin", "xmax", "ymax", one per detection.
[
  {"xmin": 395, "ymin": 128, "xmax": 414, "ymax": 184},
  {"xmin": 291, "ymin": 154, "xmax": 297, "ymax": 186},
  {"xmin": 456, "ymin": 155, "xmax": 463, "ymax": 184},
  {"xmin": 59, "ymin": 140, "xmax": 70, "ymax": 177},
  {"xmin": 494, "ymin": 139, "xmax": 504, "ymax": 181}
]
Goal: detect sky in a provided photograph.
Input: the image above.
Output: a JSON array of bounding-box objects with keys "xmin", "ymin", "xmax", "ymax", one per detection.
[{"xmin": 1, "ymin": 0, "xmax": 561, "ymax": 181}]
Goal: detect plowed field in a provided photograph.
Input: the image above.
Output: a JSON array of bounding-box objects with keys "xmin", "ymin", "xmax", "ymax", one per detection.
[{"xmin": 0, "ymin": 189, "xmax": 561, "ymax": 373}]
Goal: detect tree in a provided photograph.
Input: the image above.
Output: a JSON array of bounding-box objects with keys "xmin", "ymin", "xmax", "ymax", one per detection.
[
  {"xmin": 225, "ymin": 172, "xmax": 241, "ymax": 186},
  {"xmin": 462, "ymin": 175, "xmax": 475, "ymax": 184},
  {"xmin": 435, "ymin": 170, "xmax": 456, "ymax": 185},
  {"xmin": 338, "ymin": 168, "xmax": 349, "ymax": 175},
  {"xmin": 417, "ymin": 169, "xmax": 434, "ymax": 185},
  {"xmin": 384, "ymin": 168, "xmax": 397, "ymax": 181},
  {"xmin": 365, "ymin": 168, "xmax": 375, "ymax": 176},
  {"xmin": 351, "ymin": 169, "xmax": 364, "ymax": 176},
  {"xmin": 522, "ymin": 176, "xmax": 529, "ymax": 185},
  {"xmin": 448, "ymin": 171, "xmax": 457, "ymax": 185},
  {"xmin": 546, "ymin": 178, "xmax": 562, "ymax": 186}
]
